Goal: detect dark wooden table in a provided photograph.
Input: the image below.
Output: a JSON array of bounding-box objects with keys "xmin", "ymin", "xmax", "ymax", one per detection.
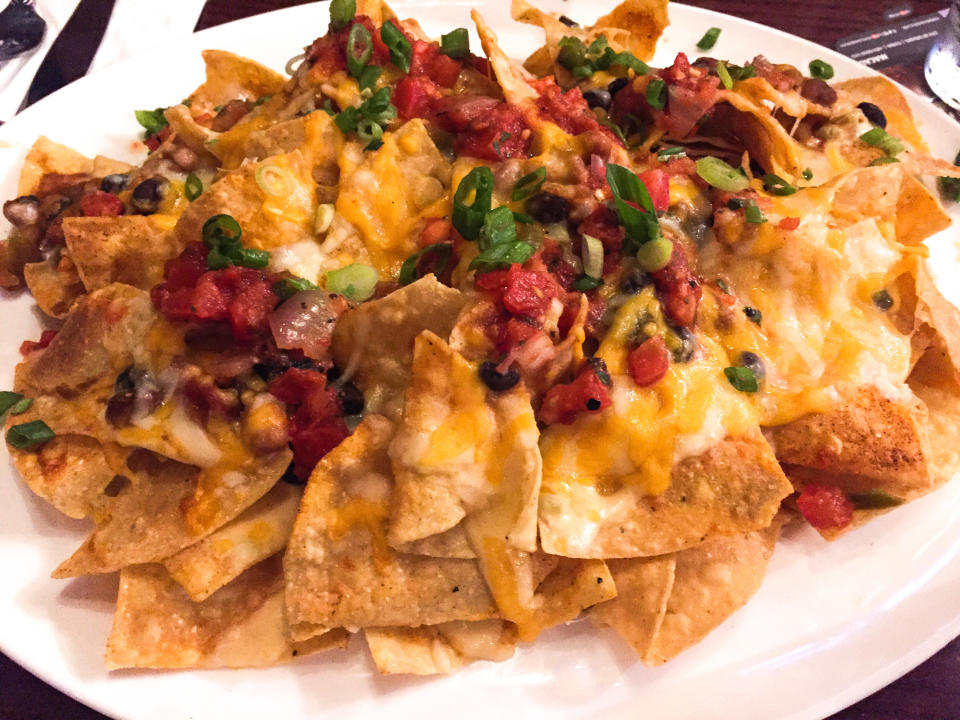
[{"xmin": 2, "ymin": 1, "xmax": 959, "ymax": 718}]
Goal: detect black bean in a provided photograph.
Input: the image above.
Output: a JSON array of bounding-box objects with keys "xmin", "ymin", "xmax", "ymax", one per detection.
[
  {"xmin": 338, "ymin": 381, "xmax": 365, "ymax": 415},
  {"xmin": 479, "ymin": 361, "xmax": 520, "ymax": 392},
  {"xmin": 619, "ymin": 269, "xmax": 653, "ymax": 294},
  {"xmin": 671, "ymin": 327, "xmax": 697, "ymax": 363},
  {"xmin": 525, "ymin": 192, "xmax": 569, "ymax": 224},
  {"xmin": 607, "ymin": 77, "xmax": 629, "ymax": 97},
  {"xmin": 585, "ymin": 398, "xmax": 602, "ymax": 411},
  {"xmin": 130, "ymin": 176, "xmax": 169, "ymax": 215},
  {"xmin": 583, "ymin": 88, "xmax": 612, "ymax": 110},
  {"xmin": 740, "ymin": 351, "xmax": 765, "ymax": 380},
  {"xmin": 743, "ymin": 306, "xmax": 762, "ymax": 324},
  {"xmin": 872, "ymin": 289, "xmax": 894, "ymax": 311},
  {"xmin": 857, "ymin": 102, "xmax": 887, "ymax": 129},
  {"xmin": 558, "ymin": 14, "xmax": 578, "ymax": 27},
  {"xmin": 2, "ymin": 195, "xmax": 40, "ymax": 227},
  {"xmin": 100, "ymin": 173, "xmax": 130, "ymax": 194}
]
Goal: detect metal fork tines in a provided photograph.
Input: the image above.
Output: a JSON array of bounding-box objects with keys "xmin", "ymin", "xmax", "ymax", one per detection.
[{"xmin": 0, "ymin": 0, "xmax": 45, "ymax": 61}]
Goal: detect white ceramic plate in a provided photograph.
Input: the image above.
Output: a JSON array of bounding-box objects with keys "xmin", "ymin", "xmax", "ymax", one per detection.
[{"xmin": 2, "ymin": 2, "xmax": 959, "ymax": 719}]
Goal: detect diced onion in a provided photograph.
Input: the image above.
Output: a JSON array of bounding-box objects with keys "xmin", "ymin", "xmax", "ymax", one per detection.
[
  {"xmin": 581, "ymin": 234, "xmax": 604, "ymax": 279},
  {"xmin": 268, "ymin": 290, "xmax": 345, "ymax": 359},
  {"xmin": 314, "ymin": 203, "xmax": 335, "ymax": 235},
  {"xmin": 326, "ymin": 263, "xmax": 379, "ymax": 301},
  {"xmin": 695, "ymin": 156, "xmax": 750, "ymax": 192}
]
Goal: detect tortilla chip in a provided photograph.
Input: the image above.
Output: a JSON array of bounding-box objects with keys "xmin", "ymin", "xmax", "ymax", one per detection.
[
  {"xmin": 17, "ymin": 137, "xmax": 93, "ymax": 196},
  {"xmin": 9, "ymin": 434, "xmax": 117, "ymax": 519},
  {"xmin": 163, "ymin": 481, "xmax": 302, "ymax": 602},
  {"xmin": 471, "ymin": 10, "xmax": 538, "ymax": 105},
  {"xmin": 592, "ymin": 0, "xmax": 669, "ymax": 61},
  {"xmin": 331, "ymin": 276, "xmax": 468, "ymax": 421},
  {"xmin": 283, "ymin": 414, "xmax": 498, "ymax": 641},
  {"xmin": 834, "ymin": 76, "xmax": 929, "ymax": 154},
  {"xmin": 365, "ymin": 619, "xmax": 516, "ymax": 675},
  {"xmin": 593, "ymin": 523, "xmax": 780, "ymax": 665},
  {"xmin": 105, "ymin": 555, "xmax": 346, "ymax": 669},
  {"xmin": 186, "ymin": 50, "xmax": 286, "ymax": 118},
  {"xmin": 23, "ymin": 255, "xmax": 85, "ymax": 318},
  {"xmin": 63, "ymin": 215, "xmax": 185, "ymax": 292},
  {"xmin": 895, "ymin": 174, "xmax": 951, "ymax": 246}
]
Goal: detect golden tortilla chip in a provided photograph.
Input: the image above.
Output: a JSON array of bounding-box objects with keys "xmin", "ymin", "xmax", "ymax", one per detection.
[
  {"xmin": 186, "ymin": 50, "xmax": 286, "ymax": 118},
  {"xmin": 472, "ymin": 10, "xmax": 538, "ymax": 105},
  {"xmin": 105, "ymin": 555, "xmax": 346, "ymax": 670},
  {"xmin": 163, "ymin": 481, "xmax": 302, "ymax": 602},
  {"xmin": 63, "ymin": 215, "xmax": 185, "ymax": 292},
  {"xmin": 592, "ymin": 0, "xmax": 669, "ymax": 61},
  {"xmin": 834, "ymin": 76, "xmax": 929, "ymax": 154},
  {"xmin": 364, "ymin": 620, "xmax": 516, "ymax": 675},
  {"xmin": 593, "ymin": 523, "xmax": 780, "ymax": 665},
  {"xmin": 283, "ymin": 415, "xmax": 498, "ymax": 641},
  {"xmin": 23, "ymin": 255, "xmax": 85, "ymax": 318},
  {"xmin": 17, "ymin": 136, "xmax": 93, "ymax": 196},
  {"xmin": 331, "ymin": 276, "xmax": 468, "ymax": 421}
]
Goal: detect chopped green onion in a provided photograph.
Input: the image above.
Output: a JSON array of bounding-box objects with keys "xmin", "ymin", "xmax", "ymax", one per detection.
[
  {"xmin": 869, "ymin": 156, "xmax": 899, "ymax": 166},
  {"xmin": 381, "ymin": 22, "xmax": 412, "ymax": 73},
  {"xmin": 399, "ymin": 243, "xmax": 453, "ymax": 285},
  {"xmin": 762, "ymin": 173, "xmax": 796, "ymax": 196},
  {"xmin": 849, "ymin": 490, "xmax": 904, "ymax": 509},
  {"xmin": 329, "ymin": 0, "xmax": 356, "ymax": 31},
  {"xmin": 716, "ymin": 60, "xmax": 733, "ymax": 90},
  {"xmin": 572, "ymin": 275, "xmax": 602, "ymax": 292},
  {"xmin": 6, "ymin": 420, "xmax": 55, "ymax": 450},
  {"xmin": 9, "ymin": 397, "xmax": 33, "ymax": 415},
  {"xmin": 255, "ymin": 95, "xmax": 271, "ymax": 106},
  {"xmin": 726, "ymin": 64, "xmax": 756, "ymax": 81},
  {"xmin": 744, "ymin": 201, "xmax": 767, "ymax": 224},
  {"xmin": 470, "ymin": 206, "xmax": 534, "ymax": 273},
  {"xmin": 452, "ymin": 167, "xmax": 494, "ymax": 241},
  {"xmin": 606, "ymin": 164, "xmax": 661, "ymax": 254},
  {"xmin": 314, "ymin": 203, "xmax": 335, "ymax": 235},
  {"xmin": 695, "ymin": 156, "xmax": 750, "ymax": 192},
  {"xmin": 236, "ymin": 248, "xmax": 270, "ymax": 269},
  {"xmin": 513, "ymin": 212, "xmax": 535, "ymax": 224},
  {"xmin": 809, "ymin": 59, "xmax": 834, "ymax": 80},
  {"xmin": 326, "ymin": 263, "xmax": 379, "ymax": 301},
  {"xmin": 202, "ymin": 214, "xmax": 242, "ymax": 249},
  {"xmin": 0, "ymin": 391, "xmax": 25, "ymax": 416},
  {"xmin": 346, "ymin": 23, "xmax": 373, "ymax": 78},
  {"xmin": 582, "ymin": 235, "xmax": 604, "ymax": 278},
  {"xmin": 134, "ymin": 108, "xmax": 168, "ymax": 138},
  {"xmin": 255, "ymin": 164, "xmax": 295, "ymax": 197},
  {"xmin": 724, "ymin": 366, "xmax": 758, "ymax": 393},
  {"xmin": 646, "ymin": 78, "xmax": 667, "ymax": 110},
  {"xmin": 636, "ymin": 236, "xmax": 673, "ymax": 272},
  {"xmin": 184, "ymin": 173, "xmax": 203, "ymax": 202},
  {"xmin": 358, "ymin": 64, "xmax": 381, "ymax": 91},
  {"xmin": 802, "ymin": 168, "xmax": 814, "ymax": 181},
  {"xmin": 657, "ymin": 146, "xmax": 686, "ymax": 161},
  {"xmin": 441, "ymin": 28, "xmax": 470, "ymax": 59},
  {"xmin": 273, "ymin": 276, "xmax": 318, "ymax": 301},
  {"xmin": 860, "ymin": 126, "xmax": 904, "ymax": 156},
  {"xmin": 696, "ymin": 27, "xmax": 721, "ymax": 51},
  {"xmin": 512, "ymin": 167, "xmax": 546, "ymax": 201}
]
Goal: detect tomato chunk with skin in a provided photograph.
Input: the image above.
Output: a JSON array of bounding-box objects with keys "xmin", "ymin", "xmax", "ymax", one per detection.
[
  {"xmin": 19, "ymin": 329, "xmax": 58, "ymax": 355},
  {"xmin": 80, "ymin": 190, "xmax": 125, "ymax": 217},
  {"xmin": 539, "ymin": 365, "xmax": 612, "ymax": 425},
  {"xmin": 627, "ymin": 335, "xmax": 670, "ymax": 387},
  {"xmin": 652, "ymin": 244, "xmax": 701, "ymax": 329},
  {"xmin": 796, "ymin": 484, "xmax": 855, "ymax": 530},
  {"xmin": 637, "ymin": 168, "xmax": 670, "ymax": 213}
]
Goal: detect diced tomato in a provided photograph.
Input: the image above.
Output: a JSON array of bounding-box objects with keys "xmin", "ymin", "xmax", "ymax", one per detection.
[
  {"xmin": 19, "ymin": 329, "xmax": 58, "ymax": 355},
  {"xmin": 418, "ymin": 218, "xmax": 453, "ymax": 247},
  {"xmin": 659, "ymin": 53, "xmax": 720, "ymax": 138},
  {"xmin": 496, "ymin": 316, "xmax": 540, "ymax": 353},
  {"xmin": 796, "ymin": 484, "xmax": 855, "ymax": 531},
  {"xmin": 539, "ymin": 365, "xmax": 612, "ymax": 425},
  {"xmin": 436, "ymin": 95, "xmax": 532, "ymax": 161},
  {"xmin": 410, "ymin": 40, "xmax": 461, "ymax": 87},
  {"xmin": 269, "ymin": 368, "xmax": 348, "ymax": 479},
  {"xmin": 144, "ymin": 127, "xmax": 171, "ymax": 152},
  {"xmin": 637, "ymin": 169, "xmax": 670, "ymax": 212},
  {"xmin": 531, "ymin": 76, "xmax": 620, "ymax": 145},
  {"xmin": 393, "ymin": 75, "xmax": 440, "ymax": 120},
  {"xmin": 778, "ymin": 217, "xmax": 801, "ymax": 230},
  {"xmin": 502, "ymin": 270, "xmax": 559, "ymax": 319},
  {"xmin": 80, "ymin": 190, "xmax": 125, "ymax": 217},
  {"xmin": 539, "ymin": 239, "xmax": 578, "ymax": 292},
  {"xmin": 652, "ymin": 244, "xmax": 701, "ymax": 328},
  {"xmin": 627, "ymin": 336, "xmax": 670, "ymax": 387},
  {"xmin": 578, "ymin": 206, "xmax": 624, "ymax": 251}
]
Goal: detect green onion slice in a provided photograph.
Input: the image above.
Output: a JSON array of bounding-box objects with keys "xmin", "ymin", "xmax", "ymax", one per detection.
[
  {"xmin": 636, "ymin": 236, "xmax": 673, "ymax": 272},
  {"xmin": 381, "ymin": 22, "xmax": 412, "ymax": 73},
  {"xmin": 724, "ymin": 366, "xmax": 758, "ymax": 393},
  {"xmin": 9, "ymin": 397, "xmax": 33, "ymax": 415},
  {"xmin": 762, "ymin": 173, "xmax": 796, "ymax": 196},
  {"xmin": 184, "ymin": 173, "xmax": 203, "ymax": 201},
  {"xmin": 440, "ymin": 28, "xmax": 470, "ymax": 59},
  {"xmin": 512, "ymin": 167, "xmax": 546, "ymax": 201},
  {"xmin": 346, "ymin": 23, "xmax": 373, "ymax": 78},
  {"xmin": 0, "ymin": 391, "xmax": 25, "ymax": 416},
  {"xmin": 329, "ymin": 0, "xmax": 356, "ymax": 31},
  {"xmin": 860, "ymin": 126, "xmax": 904, "ymax": 156},
  {"xmin": 273, "ymin": 276, "xmax": 318, "ymax": 301},
  {"xmin": 255, "ymin": 164, "xmax": 295, "ymax": 197},
  {"xmin": 849, "ymin": 490, "xmax": 904, "ymax": 509},
  {"xmin": 696, "ymin": 27, "xmax": 721, "ymax": 50},
  {"xmin": 6, "ymin": 420, "xmax": 55, "ymax": 450},
  {"xmin": 716, "ymin": 60, "xmax": 733, "ymax": 90},
  {"xmin": 358, "ymin": 64, "xmax": 381, "ymax": 91},
  {"xmin": 744, "ymin": 201, "xmax": 767, "ymax": 224},
  {"xmin": 646, "ymin": 78, "xmax": 667, "ymax": 110},
  {"xmin": 808, "ymin": 59, "xmax": 834, "ymax": 80},
  {"xmin": 695, "ymin": 156, "xmax": 750, "ymax": 192},
  {"xmin": 657, "ymin": 146, "xmax": 686, "ymax": 161},
  {"xmin": 202, "ymin": 214, "xmax": 242, "ymax": 248},
  {"xmin": 399, "ymin": 243, "xmax": 453, "ymax": 285},
  {"xmin": 326, "ymin": 263, "xmax": 379, "ymax": 301},
  {"xmin": 572, "ymin": 275, "xmax": 602, "ymax": 292},
  {"xmin": 236, "ymin": 248, "xmax": 270, "ymax": 269},
  {"xmin": 581, "ymin": 234, "xmax": 604, "ymax": 278},
  {"xmin": 452, "ymin": 166, "xmax": 494, "ymax": 241}
]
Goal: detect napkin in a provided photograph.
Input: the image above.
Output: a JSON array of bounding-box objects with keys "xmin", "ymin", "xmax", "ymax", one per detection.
[{"xmin": 0, "ymin": 0, "xmax": 206, "ymax": 122}]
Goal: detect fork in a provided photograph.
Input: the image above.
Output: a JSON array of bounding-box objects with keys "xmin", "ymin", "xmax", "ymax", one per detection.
[{"xmin": 0, "ymin": 0, "xmax": 45, "ymax": 61}]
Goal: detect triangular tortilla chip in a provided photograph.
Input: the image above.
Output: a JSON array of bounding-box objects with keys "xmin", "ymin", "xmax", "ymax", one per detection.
[
  {"xmin": 283, "ymin": 414, "xmax": 498, "ymax": 641},
  {"xmin": 331, "ymin": 276, "xmax": 468, "ymax": 420},
  {"xmin": 472, "ymin": 10, "xmax": 538, "ymax": 105},
  {"xmin": 105, "ymin": 555, "xmax": 346, "ymax": 669},
  {"xmin": 22, "ymin": 255, "xmax": 85, "ymax": 318},
  {"xmin": 17, "ymin": 136, "xmax": 93, "ymax": 196},
  {"xmin": 186, "ymin": 50, "xmax": 286, "ymax": 119},
  {"xmin": 365, "ymin": 619, "xmax": 517, "ymax": 675},
  {"xmin": 162, "ymin": 481, "xmax": 302, "ymax": 601}
]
